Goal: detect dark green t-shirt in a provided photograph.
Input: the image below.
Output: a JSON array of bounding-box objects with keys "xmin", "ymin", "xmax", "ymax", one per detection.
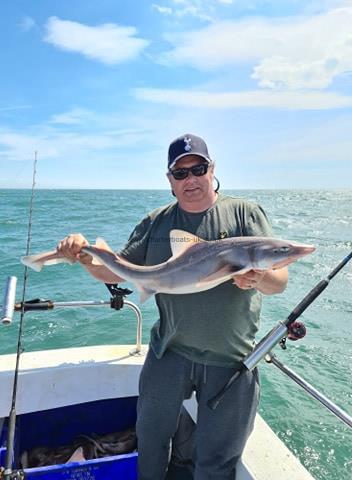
[{"xmin": 120, "ymin": 193, "xmax": 273, "ymax": 367}]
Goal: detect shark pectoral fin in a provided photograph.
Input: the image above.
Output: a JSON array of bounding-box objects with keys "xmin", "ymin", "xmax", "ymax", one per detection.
[
  {"xmin": 88, "ymin": 238, "xmax": 115, "ymax": 265},
  {"xmin": 169, "ymin": 229, "xmax": 204, "ymax": 258},
  {"xmin": 196, "ymin": 265, "xmax": 247, "ymax": 287},
  {"xmin": 138, "ymin": 286, "xmax": 156, "ymax": 304}
]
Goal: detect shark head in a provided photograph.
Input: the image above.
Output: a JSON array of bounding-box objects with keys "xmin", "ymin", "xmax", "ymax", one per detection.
[{"xmin": 245, "ymin": 238, "xmax": 316, "ymax": 270}]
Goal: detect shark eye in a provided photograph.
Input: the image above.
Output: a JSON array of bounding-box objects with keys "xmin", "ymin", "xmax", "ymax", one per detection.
[{"xmin": 273, "ymin": 246, "xmax": 291, "ymax": 254}]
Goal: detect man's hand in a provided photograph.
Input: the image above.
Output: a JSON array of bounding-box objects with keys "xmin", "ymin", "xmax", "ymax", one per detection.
[
  {"xmin": 233, "ymin": 267, "xmax": 288, "ymax": 294},
  {"xmin": 56, "ymin": 233, "xmax": 90, "ymax": 263},
  {"xmin": 233, "ymin": 270, "xmax": 266, "ymax": 290}
]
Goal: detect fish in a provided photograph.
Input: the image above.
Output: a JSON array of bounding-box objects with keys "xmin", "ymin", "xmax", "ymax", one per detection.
[
  {"xmin": 22, "ymin": 230, "xmax": 315, "ymax": 303},
  {"xmin": 20, "ymin": 428, "xmax": 137, "ymax": 468},
  {"xmin": 77, "ymin": 428, "xmax": 137, "ymax": 457},
  {"xmin": 21, "ymin": 444, "xmax": 82, "ymax": 468}
]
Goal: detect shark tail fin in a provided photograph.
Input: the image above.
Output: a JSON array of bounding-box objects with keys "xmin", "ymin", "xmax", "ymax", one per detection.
[{"xmin": 21, "ymin": 251, "xmax": 75, "ymax": 272}]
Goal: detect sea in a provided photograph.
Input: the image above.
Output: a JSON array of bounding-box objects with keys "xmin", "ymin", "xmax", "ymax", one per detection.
[{"xmin": 0, "ymin": 188, "xmax": 351, "ymax": 480}]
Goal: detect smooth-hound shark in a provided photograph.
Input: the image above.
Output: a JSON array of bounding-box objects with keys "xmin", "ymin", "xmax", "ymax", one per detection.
[{"xmin": 22, "ymin": 229, "xmax": 315, "ymax": 302}]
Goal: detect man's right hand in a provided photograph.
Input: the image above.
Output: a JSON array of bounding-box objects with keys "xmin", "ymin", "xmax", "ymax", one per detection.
[
  {"xmin": 57, "ymin": 233, "xmax": 124, "ymax": 283},
  {"xmin": 56, "ymin": 233, "xmax": 90, "ymax": 263}
]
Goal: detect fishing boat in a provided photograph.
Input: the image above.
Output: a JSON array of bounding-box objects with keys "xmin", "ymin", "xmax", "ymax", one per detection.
[{"xmin": 0, "ymin": 283, "xmax": 316, "ymax": 480}]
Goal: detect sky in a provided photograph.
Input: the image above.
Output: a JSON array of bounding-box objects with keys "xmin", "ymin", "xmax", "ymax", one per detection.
[{"xmin": 0, "ymin": 0, "xmax": 351, "ymax": 189}]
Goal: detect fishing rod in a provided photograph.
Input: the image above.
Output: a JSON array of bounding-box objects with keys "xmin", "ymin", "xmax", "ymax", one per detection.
[
  {"xmin": 3, "ymin": 153, "xmax": 38, "ymax": 480},
  {"xmin": 208, "ymin": 249, "xmax": 352, "ymax": 411}
]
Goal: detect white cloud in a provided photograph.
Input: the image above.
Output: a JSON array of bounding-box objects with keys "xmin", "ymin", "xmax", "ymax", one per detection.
[
  {"xmin": 160, "ymin": 6, "xmax": 352, "ymax": 89},
  {"xmin": 0, "ymin": 108, "xmax": 159, "ymax": 163},
  {"xmin": 49, "ymin": 108, "xmax": 93, "ymax": 125},
  {"xmin": 44, "ymin": 17, "xmax": 150, "ymax": 65},
  {"xmin": 251, "ymin": 56, "xmax": 341, "ymax": 90},
  {"xmin": 170, "ymin": 0, "xmax": 213, "ymax": 21},
  {"xmin": 152, "ymin": 0, "xmax": 232, "ymax": 22},
  {"xmin": 0, "ymin": 129, "xmax": 125, "ymax": 163},
  {"xmin": 152, "ymin": 4, "xmax": 173, "ymax": 15},
  {"xmin": 134, "ymin": 87, "xmax": 352, "ymax": 110},
  {"xmin": 0, "ymin": 132, "xmax": 59, "ymax": 160}
]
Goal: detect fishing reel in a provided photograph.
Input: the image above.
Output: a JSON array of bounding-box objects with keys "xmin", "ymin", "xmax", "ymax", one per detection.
[{"xmin": 279, "ymin": 321, "xmax": 306, "ymax": 350}]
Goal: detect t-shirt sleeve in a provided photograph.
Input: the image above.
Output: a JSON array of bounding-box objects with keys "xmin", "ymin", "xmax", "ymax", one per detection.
[
  {"xmin": 119, "ymin": 215, "xmax": 152, "ymax": 265},
  {"xmin": 243, "ymin": 204, "xmax": 273, "ymax": 237}
]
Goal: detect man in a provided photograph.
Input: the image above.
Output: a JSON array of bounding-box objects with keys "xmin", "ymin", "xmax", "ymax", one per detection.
[{"xmin": 57, "ymin": 133, "xmax": 288, "ymax": 479}]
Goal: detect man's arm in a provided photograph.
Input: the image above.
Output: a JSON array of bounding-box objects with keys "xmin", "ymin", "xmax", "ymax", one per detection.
[
  {"xmin": 79, "ymin": 253, "xmax": 124, "ymax": 284},
  {"xmin": 233, "ymin": 267, "xmax": 288, "ymax": 295}
]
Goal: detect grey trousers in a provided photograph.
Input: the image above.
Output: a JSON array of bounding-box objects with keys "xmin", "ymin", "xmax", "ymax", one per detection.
[{"xmin": 136, "ymin": 349, "xmax": 259, "ymax": 480}]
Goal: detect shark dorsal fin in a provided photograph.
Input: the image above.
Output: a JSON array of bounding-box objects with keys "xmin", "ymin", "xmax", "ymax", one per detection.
[
  {"xmin": 88, "ymin": 237, "xmax": 115, "ymax": 266},
  {"xmin": 95, "ymin": 237, "xmax": 113, "ymax": 252},
  {"xmin": 169, "ymin": 229, "xmax": 203, "ymax": 258}
]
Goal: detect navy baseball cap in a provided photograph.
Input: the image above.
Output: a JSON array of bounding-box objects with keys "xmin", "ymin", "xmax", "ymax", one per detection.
[{"xmin": 167, "ymin": 134, "xmax": 212, "ymax": 170}]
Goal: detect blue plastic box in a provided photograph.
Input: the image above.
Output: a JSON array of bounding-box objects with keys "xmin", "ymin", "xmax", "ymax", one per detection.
[
  {"xmin": 23, "ymin": 452, "xmax": 138, "ymax": 479},
  {"xmin": 1, "ymin": 397, "xmax": 138, "ymax": 479}
]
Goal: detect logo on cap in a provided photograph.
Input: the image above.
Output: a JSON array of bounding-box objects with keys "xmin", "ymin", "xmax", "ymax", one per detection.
[{"xmin": 184, "ymin": 136, "xmax": 192, "ymax": 152}]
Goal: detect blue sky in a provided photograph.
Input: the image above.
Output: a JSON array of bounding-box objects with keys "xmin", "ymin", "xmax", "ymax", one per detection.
[{"xmin": 1, "ymin": 0, "xmax": 351, "ymax": 189}]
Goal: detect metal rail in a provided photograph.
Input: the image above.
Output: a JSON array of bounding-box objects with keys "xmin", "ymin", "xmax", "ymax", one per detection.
[
  {"xmin": 266, "ymin": 353, "xmax": 352, "ymax": 429},
  {"xmin": 1, "ymin": 294, "xmax": 143, "ymax": 355},
  {"xmin": 50, "ymin": 299, "xmax": 143, "ymax": 355}
]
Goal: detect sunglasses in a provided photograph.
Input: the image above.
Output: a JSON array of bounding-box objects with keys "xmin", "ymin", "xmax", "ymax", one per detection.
[{"xmin": 169, "ymin": 163, "xmax": 209, "ymax": 180}]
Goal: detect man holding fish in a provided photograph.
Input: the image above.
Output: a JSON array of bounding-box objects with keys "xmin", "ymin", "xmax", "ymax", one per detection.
[{"xmin": 34, "ymin": 134, "xmax": 314, "ymax": 479}]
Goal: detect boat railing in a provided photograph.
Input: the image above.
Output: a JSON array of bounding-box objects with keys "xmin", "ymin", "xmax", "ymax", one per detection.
[
  {"xmin": 1, "ymin": 276, "xmax": 143, "ymax": 355},
  {"xmin": 265, "ymin": 352, "xmax": 352, "ymax": 429}
]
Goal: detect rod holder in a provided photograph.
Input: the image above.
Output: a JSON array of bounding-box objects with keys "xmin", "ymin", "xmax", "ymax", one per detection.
[
  {"xmin": 1, "ymin": 276, "xmax": 17, "ymax": 325},
  {"xmin": 243, "ymin": 322, "xmax": 288, "ymax": 371}
]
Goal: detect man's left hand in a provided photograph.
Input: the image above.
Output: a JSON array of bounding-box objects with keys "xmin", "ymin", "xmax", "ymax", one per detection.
[{"xmin": 233, "ymin": 269, "xmax": 266, "ymax": 290}]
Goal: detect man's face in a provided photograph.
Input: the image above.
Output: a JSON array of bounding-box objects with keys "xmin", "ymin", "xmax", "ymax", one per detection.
[{"xmin": 167, "ymin": 155, "xmax": 215, "ymax": 206}]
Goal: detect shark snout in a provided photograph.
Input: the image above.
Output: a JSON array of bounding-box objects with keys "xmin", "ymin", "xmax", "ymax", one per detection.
[
  {"xmin": 272, "ymin": 243, "xmax": 316, "ymax": 269},
  {"xmin": 300, "ymin": 245, "xmax": 316, "ymax": 254}
]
